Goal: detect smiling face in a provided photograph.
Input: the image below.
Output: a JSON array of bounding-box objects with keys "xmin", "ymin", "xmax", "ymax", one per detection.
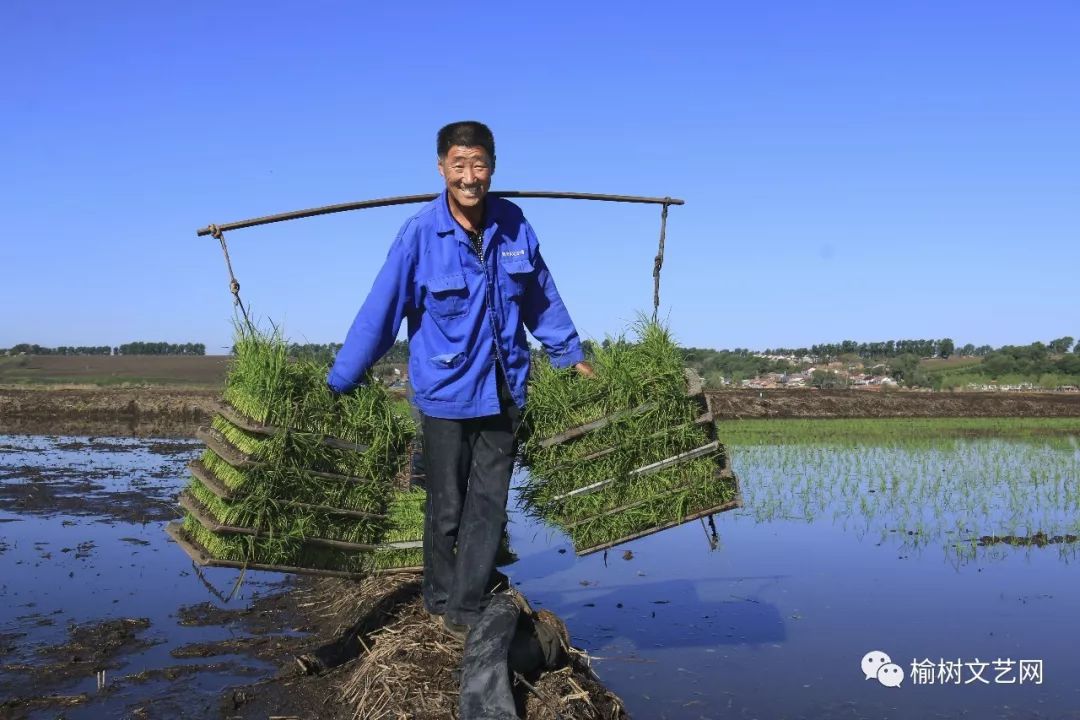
[{"xmin": 438, "ymin": 145, "xmax": 493, "ymax": 221}]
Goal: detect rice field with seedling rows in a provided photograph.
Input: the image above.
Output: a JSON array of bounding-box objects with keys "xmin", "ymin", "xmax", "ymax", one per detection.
[{"xmin": 720, "ymin": 417, "xmax": 1080, "ymax": 565}]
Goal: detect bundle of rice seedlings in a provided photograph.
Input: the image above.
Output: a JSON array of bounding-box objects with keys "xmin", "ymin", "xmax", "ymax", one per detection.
[
  {"xmin": 519, "ymin": 318, "xmax": 740, "ymax": 554},
  {"xmin": 198, "ymin": 450, "xmax": 387, "ymax": 514},
  {"xmin": 385, "ymin": 489, "xmax": 427, "ymax": 544},
  {"xmin": 184, "ymin": 476, "xmax": 386, "ymax": 545},
  {"xmin": 172, "ymin": 321, "xmax": 426, "ymax": 575},
  {"xmin": 179, "ymin": 514, "xmax": 374, "ymax": 574},
  {"xmin": 224, "ymin": 323, "xmax": 412, "ymax": 455}
]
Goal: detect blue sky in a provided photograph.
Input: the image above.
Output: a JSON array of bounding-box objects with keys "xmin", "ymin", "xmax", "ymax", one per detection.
[{"xmin": 2, "ymin": 1, "xmax": 1077, "ymax": 353}]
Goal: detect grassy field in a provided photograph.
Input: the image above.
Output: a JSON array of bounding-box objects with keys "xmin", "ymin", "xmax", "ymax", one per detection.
[
  {"xmin": 0, "ymin": 355, "xmax": 230, "ymax": 387},
  {"xmin": 919, "ymin": 356, "xmax": 984, "ymax": 371}
]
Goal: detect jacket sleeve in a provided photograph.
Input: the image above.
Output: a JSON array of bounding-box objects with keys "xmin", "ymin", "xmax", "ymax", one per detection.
[
  {"xmin": 519, "ymin": 221, "xmax": 585, "ymax": 369},
  {"xmin": 327, "ymin": 233, "xmax": 415, "ymax": 393}
]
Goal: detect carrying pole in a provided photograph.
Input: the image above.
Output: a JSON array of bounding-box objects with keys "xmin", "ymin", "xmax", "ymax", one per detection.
[{"xmin": 196, "ymin": 190, "xmax": 683, "ymax": 322}]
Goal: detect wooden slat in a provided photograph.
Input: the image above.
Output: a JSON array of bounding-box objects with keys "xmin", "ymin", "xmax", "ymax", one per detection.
[
  {"xmin": 537, "ymin": 369, "xmax": 706, "ymax": 449},
  {"xmin": 538, "ymin": 402, "xmax": 653, "ymax": 449},
  {"xmin": 213, "ymin": 402, "xmax": 277, "ymax": 436},
  {"xmin": 575, "ymin": 495, "xmax": 744, "ymax": 556},
  {"xmin": 197, "ymin": 427, "xmax": 378, "ymax": 487},
  {"xmin": 165, "ymin": 521, "xmax": 421, "ymax": 578},
  {"xmin": 188, "ymin": 459, "xmax": 235, "ymax": 499},
  {"xmin": 187, "ymin": 460, "xmax": 388, "ymax": 520},
  {"xmin": 214, "ymin": 403, "xmax": 373, "ymax": 454},
  {"xmin": 562, "ymin": 472, "xmax": 739, "ymax": 529},
  {"xmin": 547, "ymin": 411, "xmax": 714, "ymax": 471},
  {"xmin": 197, "ymin": 426, "xmax": 259, "ymax": 469},
  {"xmin": 179, "ymin": 492, "xmax": 390, "ymax": 551},
  {"xmin": 550, "ymin": 441, "xmax": 720, "ymax": 502},
  {"xmin": 179, "ymin": 492, "xmax": 419, "ymax": 550}
]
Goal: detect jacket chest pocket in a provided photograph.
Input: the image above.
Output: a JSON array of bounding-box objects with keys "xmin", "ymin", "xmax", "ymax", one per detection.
[
  {"xmin": 499, "ymin": 258, "xmax": 535, "ymax": 301},
  {"xmin": 422, "ymin": 273, "xmax": 469, "ymax": 319}
]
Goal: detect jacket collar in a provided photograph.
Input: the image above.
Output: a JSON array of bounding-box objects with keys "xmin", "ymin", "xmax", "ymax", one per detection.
[{"xmin": 434, "ymin": 189, "xmax": 499, "ymax": 248}]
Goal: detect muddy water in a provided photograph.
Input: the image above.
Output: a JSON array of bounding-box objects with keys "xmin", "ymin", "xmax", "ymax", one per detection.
[
  {"xmin": 506, "ymin": 432, "xmax": 1080, "ymax": 720},
  {"xmin": 5, "ymin": 429, "xmax": 1079, "ymax": 719},
  {"xmin": 0, "ymin": 435, "xmax": 289, "ymax": 719}
]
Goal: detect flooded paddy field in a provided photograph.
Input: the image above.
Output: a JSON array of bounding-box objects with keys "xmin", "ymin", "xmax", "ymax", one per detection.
[
  {"xmin": 2, "ymin": 416, "xmax": 1079, "ymax": 719},
  {"xmin": 0, "ymin": 435, "xmax": 296, "ymax": 719},
  {"xmin": 508, "ymin": 418, "xmax": 1080, "ymax": 719}
]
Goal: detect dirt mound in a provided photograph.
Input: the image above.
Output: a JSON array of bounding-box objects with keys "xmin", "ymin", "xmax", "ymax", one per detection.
[{"xmin": 222, "ymin": 575, "xmax": 627, "ymax": 720}]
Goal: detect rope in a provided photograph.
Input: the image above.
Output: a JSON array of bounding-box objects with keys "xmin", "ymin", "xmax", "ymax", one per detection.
[
  {"xmin": 209, "ymin": 223, "xmax": 254, "ymax": 331},
  {"xmin": 652, "ymin": 200, "xmax": 670, "ymax": 322}
]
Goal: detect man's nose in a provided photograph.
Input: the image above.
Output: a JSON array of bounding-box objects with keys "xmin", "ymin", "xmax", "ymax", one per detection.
[{"xmin": 462, "ymin": 167, "xmax": 476, "ymax": 184}]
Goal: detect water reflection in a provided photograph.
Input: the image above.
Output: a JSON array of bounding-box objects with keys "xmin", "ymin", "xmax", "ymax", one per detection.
[
  {"xmin": 508, "ymin": 424, "xmax": 1080, "ymax": 719},
  {"xmin": 727, "ymin": 436, "xmax": 1080, "ymax": 564}
]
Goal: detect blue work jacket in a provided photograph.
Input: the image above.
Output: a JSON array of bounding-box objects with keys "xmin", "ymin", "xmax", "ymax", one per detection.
[{"xmin": 327, "ymin": 190, "xmax": 585, "ymax": 419}]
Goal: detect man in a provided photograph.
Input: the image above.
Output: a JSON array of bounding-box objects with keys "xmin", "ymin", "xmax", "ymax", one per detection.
[{"xmin": 327, "ymin": 121, "xmax": 592, "ymax": 638}]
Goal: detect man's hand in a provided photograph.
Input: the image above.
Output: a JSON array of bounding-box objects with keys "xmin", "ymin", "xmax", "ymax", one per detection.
[{"xmin": 573, "ymin": 361, "xmax": 595, "ymax": 378}]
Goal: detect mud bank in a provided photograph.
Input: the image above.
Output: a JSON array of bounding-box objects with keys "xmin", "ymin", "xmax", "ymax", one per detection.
[
  {"xmin": 0, "ymin": 387, "xmax": 218, "ymax": 437},
  {"xmin": 707, "ymin": 388, "xmax": 1080, "ymax": 419},
  {"xmin": 5, "ymin": 386, "xmax": 1080, "ymax": 439}
]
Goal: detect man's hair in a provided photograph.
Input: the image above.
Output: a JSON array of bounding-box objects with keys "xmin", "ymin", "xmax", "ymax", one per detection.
[{"xmin": 437, "ymin": 121, "xmax": 495, "ymax": 166}]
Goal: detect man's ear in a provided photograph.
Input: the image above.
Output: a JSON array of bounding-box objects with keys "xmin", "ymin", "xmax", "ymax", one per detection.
[{"xmin": 436, "ymin": 157, "xmax": 446, "ymax": 180}]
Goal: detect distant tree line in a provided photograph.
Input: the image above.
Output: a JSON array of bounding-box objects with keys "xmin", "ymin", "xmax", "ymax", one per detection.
[
  {"xmin": 763, "ymin": 336, "xmax": 1078, "ymax": 361},
  {"xmin": 761, "ymin": 338, "xmax": 959, "ymax": 360},
  {"xmin": 677, "ymin": 335, "xmax": 1079, "ymax": 390},
  {"xmin": 978, "ymin": 342, "xmax": 1080, "ymax": 378},
  {"xmin": 116, "ymin": 342, "xmax": 205, "ymax": 355},
  {"xmin": 2, "ymin": 342, "xmax": 205, "ymax": 356},
  {"xmin": 4, "ymin": 344, "xmax": 113, "ymax": 356},
  {"xmin": 679, "ymin": 347, "xmax": 796, "ymax": 386}
]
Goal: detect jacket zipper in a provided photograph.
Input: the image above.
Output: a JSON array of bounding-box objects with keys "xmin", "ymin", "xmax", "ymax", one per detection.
[{"xmin": 471, "ymin": 230, "xmax": 510, "ymax": 406}]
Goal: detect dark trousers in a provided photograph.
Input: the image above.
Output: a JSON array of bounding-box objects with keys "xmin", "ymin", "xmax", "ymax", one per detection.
[{"xmin": 421, "ymin": 377, "xmax": 520, "ymax": 626}]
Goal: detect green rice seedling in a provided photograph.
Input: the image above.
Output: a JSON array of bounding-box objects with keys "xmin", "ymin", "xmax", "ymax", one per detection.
[
  {"xmin": 173, "ymin": 320, "xmax": 427, "ymax": 576},
  {"xmin": 385, "ymin": 489, "xmax": 426, "ymax": 543},
  {"xmin": 181, "ymin": 515, "xmax": 371, "ymax": 573},
  {"xmin": 549, "ymin": 456, "xmax": 722, "ymax": 522},
  {"xmin": 521, "ymin": 319, "xmax": 691, "ymax": 450},
  {"xmin": 210, "ymin": 414, "xmax": 403, "ymax": 484},
  {"xmin": 185, "ymin": 477, "xmax": 386, "ymax": 545},
  {"xmin": 565, "ymin": 476, "xmax": 739, "ymax": 552},
  {"xmin": 370, "ymin": 546, "xmax": 424, "ymax": 570},
  {"xmin": 521, "ymin": 419, "xmax": 715, "ymax": 508},
  {"xmin": 518, "ymin": 317, "xmax": 736, "ymax": 553},
  {"xmin": 224, "ymin": 322, "xmax": 414, "ymax": 454},
  {"xmin": 200, "ymin": 450, "xmax": 389, "ymax": 514}
]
